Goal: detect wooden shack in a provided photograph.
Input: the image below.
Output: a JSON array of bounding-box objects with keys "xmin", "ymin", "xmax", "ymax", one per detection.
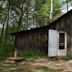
[{"xmin": 11, "ymin": 10, "xmax": 72, "ymax": 57}]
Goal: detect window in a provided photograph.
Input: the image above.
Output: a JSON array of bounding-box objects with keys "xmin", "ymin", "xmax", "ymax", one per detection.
[{"xmin": 59, "ymin": 33, "xmax": 65, "ymax": 50}]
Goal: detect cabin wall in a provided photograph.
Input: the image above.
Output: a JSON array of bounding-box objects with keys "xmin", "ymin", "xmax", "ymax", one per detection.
[
  {"xmin": 14, "ymin": 11, "xmax": 72, "ymax": 55},
  {"xmin": 14, "ymin": 28, "xmax": 48, "ymax": 55}
]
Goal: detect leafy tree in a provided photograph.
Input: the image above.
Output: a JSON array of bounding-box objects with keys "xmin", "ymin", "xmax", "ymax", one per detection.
[
  {"xmin": 60, "ymin": 0, "xmax": 72, "ymax": 12},
  {"xmin": 34, "ymin": 0, "xmax": 61, "ymax": 26},
  {"xmin": 0, "ymin": 0, "xmax": 63, "ymax": 47}
]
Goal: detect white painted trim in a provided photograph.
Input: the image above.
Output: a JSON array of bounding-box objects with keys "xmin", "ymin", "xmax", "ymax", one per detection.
[
  {"xmin": 65, "ymin": 32, "xmax": 67, "ymax": 55},
  {"xmin": 48, "ymin": 30, "xmax": 67, "ymax": 57},
  {"xmin": 58, "ymin": 31, "xmax": 67, "ymax": 56}
]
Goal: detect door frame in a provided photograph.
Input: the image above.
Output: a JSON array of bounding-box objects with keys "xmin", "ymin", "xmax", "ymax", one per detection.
[
  {"xmin": 48, "ymin": 29, "xmax": 67, "ymax": 57},
  {"xmin": 58, "ymin": 31, "xmax": 67, "ymax": 56}
]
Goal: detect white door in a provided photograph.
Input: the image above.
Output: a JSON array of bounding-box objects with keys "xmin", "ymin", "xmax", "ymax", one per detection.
[{"xmin": 48, "ymin": 29, "xmax": 59, "ymax": 57}]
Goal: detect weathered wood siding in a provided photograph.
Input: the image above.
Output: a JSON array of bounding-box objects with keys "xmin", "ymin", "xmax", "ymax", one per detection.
[
  {"xmin": 50, "ymin": 11, "xmax": 72, "ymax": 52},
  {"xmin": 14, "ymin": 10, "xmax": 72, "ymax": 55},
  {"xmin": 14, "ymin": 28, "xmax": 48, "ymax": 55}
]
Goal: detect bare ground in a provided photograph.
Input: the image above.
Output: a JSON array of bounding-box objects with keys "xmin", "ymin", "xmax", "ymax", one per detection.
[
  {"xmin": 26, "ymin": 58, "xmax": 72, "ymax": 72},
  {"xmin": 0, "ymin": 58, "xmax": 72, "ymax": 72}
]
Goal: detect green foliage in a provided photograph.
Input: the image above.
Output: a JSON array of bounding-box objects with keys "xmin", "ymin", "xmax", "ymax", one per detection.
[
  {"xmin": 18, "ymin": 48, "xmax": 41, "ymax": 60},
  {"xmin": 0, "ymin": 0, "xmax": 72, "ymax": 61},
  {"xmin": 0, "ymin": 33, "xmax": 14, "ymax": 61},
  {"xmin": 0, "ymin": 45, "xmax": 13, "ymax": 61},
  {"xmin": 60, "ymin": 0, "xmax": 72, "ymax": 11},
  {"xmin": 35, "ymin": 0, "xmax": 61, "ymax": 26},
  {"xmin": 64, "ymin": 52, "xmax": 72, "ymax": 60}
]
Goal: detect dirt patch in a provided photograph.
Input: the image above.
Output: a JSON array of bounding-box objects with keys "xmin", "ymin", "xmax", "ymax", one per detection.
[
  {"xmin": 0, "ymin": 58, "xmax": 72, "ymax": 72},
  {"xmin": 25, "ymin": 58, "xmax": 72, "ymax": 72}
]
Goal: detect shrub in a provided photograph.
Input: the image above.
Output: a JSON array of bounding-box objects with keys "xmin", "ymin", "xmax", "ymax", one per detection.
[
  {"xmin": 0, "ymin": 44, "xmax": 13, "ymax": 61},
  {"xmin": 18, "ymin": 48, "xmax": 41, "ymax": 60},
  {"xmin": 64, "ymin": 52, "xmax": 72, "ymax": 60}
]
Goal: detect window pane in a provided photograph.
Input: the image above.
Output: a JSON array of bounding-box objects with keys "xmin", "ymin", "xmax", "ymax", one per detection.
[{"xmin": 59, "ymin": 33, "xmax": 65, "ymax": 49}]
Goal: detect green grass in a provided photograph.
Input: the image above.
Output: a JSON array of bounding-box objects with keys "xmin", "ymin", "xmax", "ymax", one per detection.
[
  {"xmin": 0, "ymin": 45, "xmax": 13, "ymax": 61},
  {"xmin": 18, "ymin": 48, "xmax": 41, "ymax": 60},
  {"xmin": 64, "ymin": 52, "xmax": 72, "ymax": 60},
  {"xmin": 0, "ymin": 45, "xmax": 41, "ymax": 61}
]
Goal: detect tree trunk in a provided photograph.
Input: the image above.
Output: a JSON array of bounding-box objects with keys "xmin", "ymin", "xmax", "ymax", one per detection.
[
  {"xmin": 17, "ymin": 5, "xmax": 23, "ymax": 31},
  {"xmin": 32, "ymin": 0, "xmax": 35, "ymax": 28},
  {"xmin": 25, "ymin": 0, "xmax": 29, "ymax": 30},
  {"xmin": 17, "ymin": 15, "xmax": 23, "ymax": 31},
  {"xmin": 0, "ymin": 23, "xmax": 5, "ymax": 45},
  {"xmin": 50, "ymin": 0, "xmax": 54, "ymax": 20},
  {"xmin": 66, "ymin": 0, "xmax": 68, "ymax": 12},
  {"xmin": 4, "ymin": 1, "xmax": 9, "ymax": 43}
]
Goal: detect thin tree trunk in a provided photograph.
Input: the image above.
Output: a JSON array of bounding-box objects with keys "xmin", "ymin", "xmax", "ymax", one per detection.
[
  {"xmin": 66, "ymin": 0, "xmax": 68, "ymax": 12},
  {"xmin": 17, "ymin": 15, "xmax": 23, "ymax": 31},
  {"xmin": 17, "ymin": 5, "xmax": 23, "ymax": 31},
  {"xmin": 5, "ymin": 1, "xmax": 9, "ymax": 43},
  {"xmin": 32, "ymin": 0, "xmax": 35, "ymax": 28},
  {"xmin": 24, "ymin": 6, "xmax": 28, "ymax": 30},
  {"xmin": 50, "ymin": 0, "xmax": 54, "ymax": 20},
  {"xmin": 25, "ymin": 0, "xmax": 29, "ymax": 30},
  {"xmin": 0, "ymin": 23, "xmax": 5, "ymax": 45}
]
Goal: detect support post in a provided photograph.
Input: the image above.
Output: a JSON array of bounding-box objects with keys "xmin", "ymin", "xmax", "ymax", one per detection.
[{"xmin": 14, "ymin": 48, "xmax": 18, "ymax": 57}]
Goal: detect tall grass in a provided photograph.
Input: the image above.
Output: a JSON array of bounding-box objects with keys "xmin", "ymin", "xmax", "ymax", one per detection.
[
  {"xmin": 18, "ymin": 48, "xmax": 41, "ymax": 60},
  {"xmin": 64, "ymin": 52, "xmax": 72, "ymax": 60},
  {"xmin": 0, "ymin": 44, "xmax": 13, "ymax": 61}
]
